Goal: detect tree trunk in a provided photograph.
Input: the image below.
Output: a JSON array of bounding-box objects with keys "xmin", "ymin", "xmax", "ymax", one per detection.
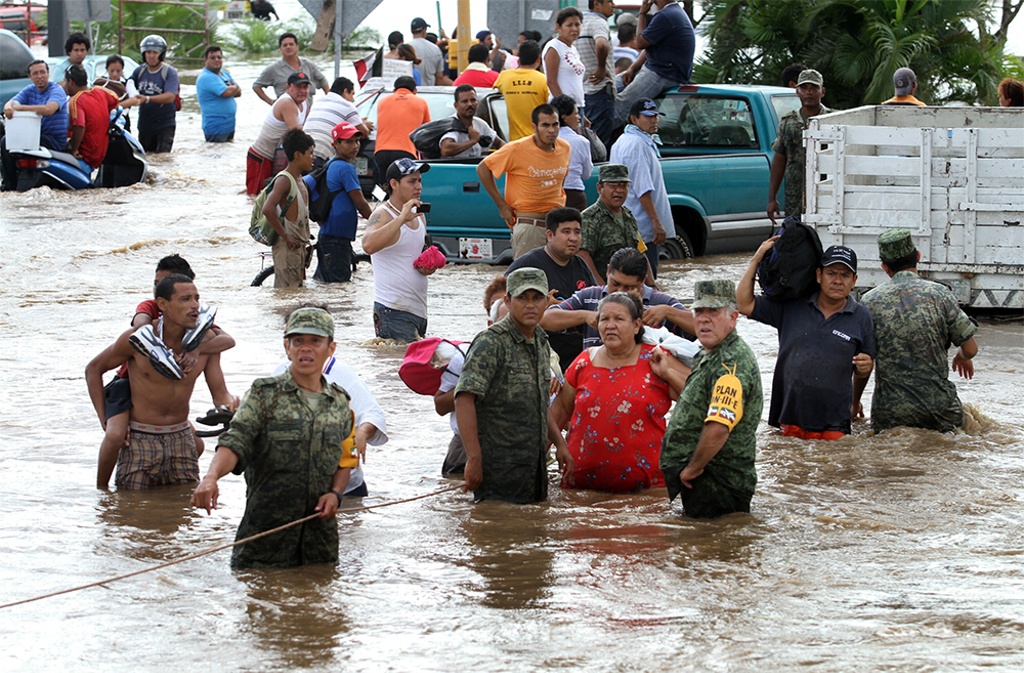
[{"xmin": 312, "ymin": 0, "xmax": 336, "ymax": 52}]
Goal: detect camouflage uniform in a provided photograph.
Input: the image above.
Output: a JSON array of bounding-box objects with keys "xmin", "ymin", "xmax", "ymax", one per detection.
[
  {"xmin": 217, "ymin": 368, "xmax": 353, "ymax": 569},
  {"xmin": 862, "ymin": 271, "xmax": 976, "ymax": 433},
  {"xmin": 581, "ymin": 198, "xmax": 643, "ymax": 276},
  {"xmin": 661, "ymin": 329, "xmax": 763, "ymax": 518},
  {"xmin": 771, "ymin": 104, "xmax": 831, "ymax": 216},
  {"xmin": 455, "ymin": 316, "xmax": 552, "ymax": 503}
]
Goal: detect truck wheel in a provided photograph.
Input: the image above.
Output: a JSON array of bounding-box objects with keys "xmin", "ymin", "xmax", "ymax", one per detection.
[
  {"xmin": 251, "ymin": 265, "xmax": 275, "ymax": 287},
  {"xmin": 660, "ymin": 233, "xmax": 695, "ymax": 260}
]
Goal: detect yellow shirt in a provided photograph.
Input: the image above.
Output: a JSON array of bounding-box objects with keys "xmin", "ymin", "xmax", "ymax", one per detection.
[
  {"xmin": 482, "ymin": 136, "xmax": 570, "ymax": 213},
  {"xmin": 494, "ymin": 67, "xmax": 549, "ymax": 141}
]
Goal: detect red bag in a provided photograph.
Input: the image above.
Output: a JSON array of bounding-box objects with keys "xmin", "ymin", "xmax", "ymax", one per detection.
[
  {"xmin": 398, "ymin": 337, "xmax": 467, "ymax": 395},
  {"xmin": 413, "ymin": 245, "xmax": 447, "ymax": 271}
]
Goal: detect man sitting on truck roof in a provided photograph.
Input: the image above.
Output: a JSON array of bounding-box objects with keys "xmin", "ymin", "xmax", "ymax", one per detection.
[
  {"xmin": 737, "ymin": 241, "xmax": 875, "ymax": 440},
  {"xmin": 767, "ymin": 69, "xmax": 831, "ymax": 224}
]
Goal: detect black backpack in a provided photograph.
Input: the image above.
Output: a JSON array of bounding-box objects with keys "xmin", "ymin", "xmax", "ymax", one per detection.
[
  {"xmin": 757, "ymin": 215, "xmax": 824, "ymax": 302},
  {"xmin": 409, "ymin": 117, "xmax": 468, "ymax": 159},
  {"xmin": 307, "ymin": 159, "xmax": 340, "ymax": 223}
]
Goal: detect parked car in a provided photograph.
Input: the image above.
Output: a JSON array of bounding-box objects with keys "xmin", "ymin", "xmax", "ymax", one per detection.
[
  {"xmin": 0, "ymin": 27, "xmax": 33, "ymax": 108},
  {"xmin": 0, "ymin": 3, "xmax": 45, "ymax": 45},
  {"xmin": 44, "ymin": 54, "xmax": 142, "ymax": 85},
  {"xmin": 352, "ymin": 78, "xmax": 508, "ymax": 197},
  {"xmin": 411, "ymin": 83, "xmax": 800, "ymax": 263}
]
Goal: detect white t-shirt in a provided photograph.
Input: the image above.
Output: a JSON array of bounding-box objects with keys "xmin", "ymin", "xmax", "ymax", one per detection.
[
  {"xmin": 372, "ymin": 200, "xmax": 428, "ymax": 318},
  {"xmin": 272, "ymin": 358, "xmax": 389, "ymax": 494},
  {"xmin": 543, "ymin": 39, "xmax": 586, "ymax": 108},
  {"xmin": 438, "ymin": 349, "xmax": 465, "ymax": 435},
  {"xmin": 304, "ymin": 92, "xmax": 365, "ymax": 161},
  {"xmin": 439, "ymin": 115, "xmax": 498, "ymax": 159}
]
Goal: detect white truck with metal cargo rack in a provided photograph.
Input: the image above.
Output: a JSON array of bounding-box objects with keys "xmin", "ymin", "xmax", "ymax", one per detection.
[{"xmin": 802, "ymin": 105, "xmax": 1023, "ymax": 311}]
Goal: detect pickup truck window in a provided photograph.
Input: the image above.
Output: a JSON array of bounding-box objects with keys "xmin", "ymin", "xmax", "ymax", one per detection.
[
  {"xmin": 657, "ymin": 95, "xmax": 757, "ymax": 149},
  {"xmin": 771, "ymin": 94, "xmax": 801, "ymax": 124}
]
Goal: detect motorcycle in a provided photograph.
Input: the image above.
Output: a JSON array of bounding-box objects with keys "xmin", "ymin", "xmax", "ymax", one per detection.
[{"xmin": 8, "ymin": 108, "xmax": 147, "ymax": 191}]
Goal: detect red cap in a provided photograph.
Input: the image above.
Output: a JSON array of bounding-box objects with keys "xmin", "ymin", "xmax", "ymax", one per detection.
[{"xmin": 331, "ymin": 121, "xmax": 361, "ymax": 141}]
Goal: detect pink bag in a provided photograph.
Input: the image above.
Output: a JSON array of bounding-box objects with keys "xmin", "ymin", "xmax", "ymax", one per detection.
[
  {"xmin": 398, "ymin": 337, "xmax": 467, "ymax": 395},
  {"xmin": 413, "ymin": 245, "xmax": 447, "ymax": 271}
]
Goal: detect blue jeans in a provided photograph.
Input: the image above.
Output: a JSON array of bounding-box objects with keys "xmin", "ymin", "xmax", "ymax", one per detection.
[
  {"xmin": 584, "ymin": 86, "xmax": 615, "ymax": 149},
  {"xmin": 314, "ymin": 235, "xmax": 354, "ymax": 283},
  {"xmin": 373, "ymin": 302, "xmax": 427, "ymax": 343},
  {"xmin": 645, "ymin": 242, "xmax": 660, "ymax": 279},
  {"xmin": 204, "ymin": 131, "xmax": 234, "ymax": 142},
  {"xmin": 615, "ymin": 68, "xmax": 680, "ymax": 126}
]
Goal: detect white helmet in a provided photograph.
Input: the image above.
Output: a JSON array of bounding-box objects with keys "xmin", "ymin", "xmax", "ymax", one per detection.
[{"xmin": 140, "ymin": 34, "xmax": 167, "ymax": 59}]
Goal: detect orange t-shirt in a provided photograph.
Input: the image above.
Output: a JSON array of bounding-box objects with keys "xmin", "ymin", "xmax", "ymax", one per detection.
[
  {"xmin": 482, "ymin": 136, "xmax": 570, "ymax": 213},
  {"xmin": 374, "ymin": 87, "xmax": 430, "ymax": 155},
  {"xmin": 494, "ymin": 67, "xmax": 549, "ymax": 141}
]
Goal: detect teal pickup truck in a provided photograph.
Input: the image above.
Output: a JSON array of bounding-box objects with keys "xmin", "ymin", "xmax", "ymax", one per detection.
[{"xmin": 356, "ymin": 82, "xmax": 800, "ymax": 263}]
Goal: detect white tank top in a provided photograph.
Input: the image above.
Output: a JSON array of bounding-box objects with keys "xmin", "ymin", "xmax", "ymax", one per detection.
[
  {"xmin": 251, "ymin": 94, "xmax": 308, "ymax": 158},
  {"xmin": 371, "ymin": 200, "xmax": 428, "ymax": 318}
]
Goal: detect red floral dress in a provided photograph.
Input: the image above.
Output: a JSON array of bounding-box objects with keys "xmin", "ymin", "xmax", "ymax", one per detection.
[{"xmin": 562, "ymin": 344, "xmax": 671, "ymax": 492}]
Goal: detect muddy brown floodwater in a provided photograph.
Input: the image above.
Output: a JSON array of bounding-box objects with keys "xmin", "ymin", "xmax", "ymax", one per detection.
[{"xmin": 0, "ymin": 58, "xmax": 1022, "ymax": 673}]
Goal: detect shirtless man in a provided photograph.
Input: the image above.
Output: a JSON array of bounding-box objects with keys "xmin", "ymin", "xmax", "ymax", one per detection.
[{"xmin": 85, "ymin": 274, "xmax": 238, "ymax": 490}]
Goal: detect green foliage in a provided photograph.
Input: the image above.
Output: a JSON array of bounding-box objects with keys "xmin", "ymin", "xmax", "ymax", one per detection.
[
  {"xmin": 221, "ymin": 17, "xmax": 380, "ymax": 54},
  {"xmin": 696, "ymin": 0, "xmax": 1015, "ymax": 106},
  {"xmin": 72, "ymin": 0, "xmax": 215, "ymax": 65}
]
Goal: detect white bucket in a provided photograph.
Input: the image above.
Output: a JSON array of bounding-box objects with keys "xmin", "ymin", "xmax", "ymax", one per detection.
[{"xmin": 5, "ymin": 111, "xmax": 42, "ymax": 152}]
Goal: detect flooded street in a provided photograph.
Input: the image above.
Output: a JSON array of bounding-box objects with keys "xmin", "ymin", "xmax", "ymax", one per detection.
[{"xmin": 1, "ymin": 59, "xmax": 1023, "ymax": 672}]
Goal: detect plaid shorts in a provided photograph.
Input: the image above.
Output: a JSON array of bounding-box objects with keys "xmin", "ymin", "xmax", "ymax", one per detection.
[{"xmin": 115, "ymin": 422, "xmax": 199, "ymax": 490}]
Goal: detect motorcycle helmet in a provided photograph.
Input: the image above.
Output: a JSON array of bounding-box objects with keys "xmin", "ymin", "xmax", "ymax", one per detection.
[{"xmin": 140, "ymin": 34, "xmax": 167, "ymax": 61}]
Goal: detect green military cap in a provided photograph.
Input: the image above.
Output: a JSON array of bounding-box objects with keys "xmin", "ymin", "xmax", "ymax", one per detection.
[
  {"xmin": 507, "ymin": 267, "xmax": 549, "ymax": 298},
  {"xmin": 598, "ymin": 164, "xmax": 631, "ymax": 183},
  {"xmin": 691, "ymin": 279, "xmax": 737, "ymax": 309},
  {"xmin": 797, "ymin": 69, "xmax": 823, "ymax": 87},
  {"xmin": 877, "ymin": 228, "xmax": 916, "ymax": 262},
  {"xmin": 284, "ymin": 307, "xmax": 334, "ymax": 339}
]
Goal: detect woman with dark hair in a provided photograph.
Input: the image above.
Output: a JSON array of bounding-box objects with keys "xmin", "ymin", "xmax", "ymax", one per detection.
[
  {"xmin": 543, "ymin": 6, "xmax": 586, "ymax": 117},
  {"xmin": 396, "ymin": 44, "xmax": 423, "ymax": 86},
  {"xmin": 551, "ymin": 94, "xmax": 593, "ymax": 212},
  {"xmin": 549, "ymin": 292, "xmax": 689, "ymax": 492},
  {"xmin": 998, "ymin": 77, "xmax": 1023, "ymax": 107}
]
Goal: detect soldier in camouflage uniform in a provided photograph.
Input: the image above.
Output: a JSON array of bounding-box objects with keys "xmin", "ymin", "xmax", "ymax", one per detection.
[
  {"xmin": 767, "ymin": 69, "xmax": 831, "ymax": 223},
  {"xmin": 660, "ymin": 280, "xmax": 763, "ymax": 518},
  {"xmin": 858, "ymin": 229, "xmax": 979, "ymax": 433},
  {"xmin": 579, "ymin": 163, "xmax": 649, "ymax": 284},
  {"xmin": 191, "ymin": 307, "xmax": 356, "ymax": 569},
  {"xmin": 455, "ymin": 268, "xmax": 574, "ymax": 503}
]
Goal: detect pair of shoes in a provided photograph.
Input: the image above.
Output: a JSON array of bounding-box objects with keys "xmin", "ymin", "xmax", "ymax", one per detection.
[
  {"xmin": 183, "ymin": 305, "xmax": 217, "ymax": 352},
  {"xmin": 129, "ymin": 325, "xmax": 183, "ymax": 380}
]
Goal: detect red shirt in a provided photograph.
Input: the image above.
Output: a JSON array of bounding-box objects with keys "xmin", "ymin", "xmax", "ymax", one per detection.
[
  {"xmin": 453, "ymin": 67, "xmax": 499, "ymax": 88},
  {"xmin": 69, "ymin": 87, "xmax": 119, "ymax": 168}
]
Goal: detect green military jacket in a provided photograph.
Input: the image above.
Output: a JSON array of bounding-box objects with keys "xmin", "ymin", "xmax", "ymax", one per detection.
[
  {"xmin": 862, "ymin": 270, "xmax": 977, "ymax": 433},
  {"xmin": 660, "ymin": 329, "xmax": 763, "ymax": 502},
  {"xmin": 217, "ymin": 369, "xmax": 352, "ymax": 569},
  {"xmin": 580, "ymin": 198, "xmax": 642, "ymax": 276},
  {"xmin": 771, "ymin": 105, "xmax": 831, "ymax": 216},
  {"xmin": 455, "ymin": 316, "xmax": 552, "ymax": 503}
]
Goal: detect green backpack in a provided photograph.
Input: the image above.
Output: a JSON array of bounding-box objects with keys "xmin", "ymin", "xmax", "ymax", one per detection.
[{"xmin": 249, "ymin": 170, "xmax": 298, "ymax": 246}]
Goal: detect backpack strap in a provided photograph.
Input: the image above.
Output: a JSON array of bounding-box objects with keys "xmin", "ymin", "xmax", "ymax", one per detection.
[{"xmin": 269, "ymin": 170, "xmax": 298, "ymax": 217}]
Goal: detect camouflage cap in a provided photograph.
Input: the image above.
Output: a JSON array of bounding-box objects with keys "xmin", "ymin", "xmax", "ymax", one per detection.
[
  {"xmin": 507, "ymin": 267, "xmax": 549, "ymax": 298},
  {"xmin": 691, "ymin": 279, "xmax": 736, "ymax": 309},
  {"xmin": 877, "ymin": 228, "xmax": 916, "ymax": 262},
  {"xmin": 284, "ymin": 307, "xmax": 334, "ymax": 339},
  {"xmin": 598, "ymin": 164, "xmax": 631, "ymax": 183},
  {"xmin": 797, "ymin": 69, "xmax": 824, "ymax": 87}
]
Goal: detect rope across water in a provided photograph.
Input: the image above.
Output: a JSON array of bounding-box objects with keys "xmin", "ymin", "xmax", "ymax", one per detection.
[{"xmin": 0, "ymin": 483, "xmax": 463, "ymax": 610}]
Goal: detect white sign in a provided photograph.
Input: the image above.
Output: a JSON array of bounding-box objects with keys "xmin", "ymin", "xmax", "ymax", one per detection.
[{"xmin": 380, "ymin": 58, "xmax": 414, "ymax": 85}]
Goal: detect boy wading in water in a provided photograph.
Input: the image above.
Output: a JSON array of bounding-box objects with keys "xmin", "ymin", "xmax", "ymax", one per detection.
[{"xmin": 265, "ymin": 128, "xmax": 315, "ymax": 288}]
